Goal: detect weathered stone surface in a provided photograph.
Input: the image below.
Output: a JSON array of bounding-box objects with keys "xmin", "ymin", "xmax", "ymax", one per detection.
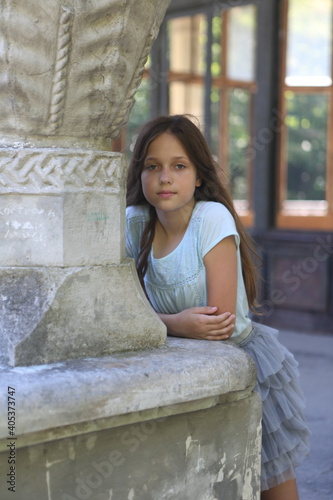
[
  {"xmin": 0, "ymin": 3, "xmax": 262, "ymax": 497},
  {"xmin": 0, "ymin": 261, "xmax": 166, "ymax": 367},
  {"xmin": 0, "ymin": 0, "xmax": 171, "ymax": 149},
  {"xmin": 0, "ymin": 0, "xmax": 172, "ymax": 365},
  {"xmin": 0, "ymin": 149, "xmax": 125, "ymax": 266},
  {"xmin": 0, "ymin": 394, "xmax": 262, "ymax": 500},
  {"xmin": 0, "ymin": 338, "xmax": 257, "ymax": 437},
  {"xmin": 0, "ymin": 149, "xmax": 167, "ymax": 366},
  {"xmin": 0, "ymin": 338, "xmax": 261, "ymax": 499},
  {"xmin": 0, "ymin": 149, "xmax": 124, "ymax": 194}
]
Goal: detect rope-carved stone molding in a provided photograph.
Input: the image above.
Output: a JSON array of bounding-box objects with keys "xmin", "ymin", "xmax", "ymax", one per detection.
[
  {"xmin": 0, "ymin": 0, "xmax": 170, "ymax": 141},
  {"xmin": 0, "ymin": 150, "xmax": 123, "ymax": 194},
  {"xmin": 47, "ymin": 6, "xmax": 73, "ymax": 134},
  {"xmin": 107, "ymin": 0, "xmax": 168, "ymax": 139},
  {"xmin": 109, "ymin": 8, "xmax": 169, "ymax": 138},
  {"xmin": 109, "ymin": 32, "xmax": 155, "ymax": 139}
]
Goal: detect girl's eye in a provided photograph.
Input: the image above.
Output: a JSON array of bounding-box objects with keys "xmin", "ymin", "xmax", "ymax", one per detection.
[
  {"xmin": 145, "ymin": 164, "xmax": 157, "ymax": 171},
  {"xmin": 175, "ymin": 163, "xmax": 186, "ymax": 170}
]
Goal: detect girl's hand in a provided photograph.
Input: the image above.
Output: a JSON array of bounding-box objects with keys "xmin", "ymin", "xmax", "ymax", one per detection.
[{"xmin": 158, "ymin": 307, "xmax": 235, "ymax": 341}]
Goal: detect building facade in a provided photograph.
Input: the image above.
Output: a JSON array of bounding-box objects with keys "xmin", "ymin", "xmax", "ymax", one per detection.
[{"xmin": 115, "ymin": 0, "xmax": 333, "ymax": 334}]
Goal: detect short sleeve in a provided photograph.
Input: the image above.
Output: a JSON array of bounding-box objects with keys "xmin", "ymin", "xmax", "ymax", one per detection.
[
  {"xmin": 125, "ymin": 205, "xmax": 149, "ymax": 260},
  {"xmin": 199, "ymin": 202, "xmax": 240, "ymax": 257}
]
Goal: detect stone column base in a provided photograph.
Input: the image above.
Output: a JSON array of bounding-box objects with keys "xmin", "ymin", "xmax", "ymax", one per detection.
[
  {"xmin": 0, "ymin": 261, "xmax": 166, "ymax": 367},
  {"xmin": 0, "ymin": 337, "xmax": 261, "ymax": 499},
  {"xmin": 0, "ymin": 149, "xmax": 166, "ymax": 366}
]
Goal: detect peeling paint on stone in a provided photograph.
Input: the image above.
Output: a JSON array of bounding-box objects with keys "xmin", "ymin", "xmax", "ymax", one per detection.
[
  {"xmin": 185, "ymin": 434, "xmax": 202, "ymax": 474},
  {"xmin": 185, "ymin": 434, "xmax": 201, "ymax": 461},
  {"xmin": 227, "ymin": 468, "xmax": 235, "ymax": 478},
  {"xmin": 128, "ymin": 488, "xmax": 135, "ymax": 500},
  {"xmin": 46, "ymin": 468, "xmax": 52, "ymax": 500},
  {"xmin": 216, "ymin": 452, "xmax": 226, "ymax": 482},
  {"xmin": 46, "ymin": 458, "xmax": 65, "ymax": 469},
  {"xmin": 185, "ymin": 434, "xmax": 192, "ymax": 456},
  {"xmin": 256, "ymin": 422, "xmax": 262, "ymax": 449},
  {"xmin": 242, "ymin": 468, "xmax": 254, "ymax": 500},
  {"xmin": 0, "ymin": 391, "xmax": 262, "ymax": 500},
  {"xmin": 68, "ymin": 441, "xmax": 76, "ymax": 461},
  {"xmin": 85, "ymin": 434, "xmax": 98, "ymax": 451}
]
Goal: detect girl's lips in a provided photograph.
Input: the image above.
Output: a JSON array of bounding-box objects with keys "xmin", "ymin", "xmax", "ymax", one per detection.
[{"xmin": 157, "ymin": 191, "xmax": 175, "ymax": 198}]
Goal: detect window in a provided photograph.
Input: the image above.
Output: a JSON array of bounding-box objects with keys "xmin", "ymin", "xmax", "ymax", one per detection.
[
  {"xmin": 168, "ymin": 15, "xmax": 207, "ymax": 120},
  {"xmin": 212, "ymin": 5, "xmax": 257, "ymax": 224},
  {"xmin": 165, "ymin": 4, "xmax": 258, "ymax": 226},
  {"xmin": 115, "ymin": 2, "xmax": 258, "ymax": 227},
  {"xmin": 277, "ymin": 0, "xmax": 333, "ymax": 230}
]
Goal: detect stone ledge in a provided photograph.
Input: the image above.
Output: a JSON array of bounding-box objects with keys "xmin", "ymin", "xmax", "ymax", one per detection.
[{"xmin": 0, "ymin": 337, "xmax": 256, "ymax": 449}]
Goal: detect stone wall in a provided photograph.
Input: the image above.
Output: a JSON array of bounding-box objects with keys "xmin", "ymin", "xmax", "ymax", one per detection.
[{"xmin": 0, "ymin": 338, "xmax": 262, "ymax": 499}]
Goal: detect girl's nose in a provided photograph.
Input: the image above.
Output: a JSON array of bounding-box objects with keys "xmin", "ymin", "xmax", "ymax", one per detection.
[{"xmin": 159, "ymin": 167, "xmax": 172, "ymax": 184}]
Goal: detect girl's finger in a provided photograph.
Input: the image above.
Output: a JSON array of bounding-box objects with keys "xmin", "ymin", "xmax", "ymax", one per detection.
[
  {"xmin": 206, "ymin": 334, "xmax": 230, "ymax": 341},
  {"xmin": 206, "ymin": 313, "xmax": 235, "ymax": 325},
  {"xmin": 206, "ymin": 323, "xmax": 234, "ymax": 334}
]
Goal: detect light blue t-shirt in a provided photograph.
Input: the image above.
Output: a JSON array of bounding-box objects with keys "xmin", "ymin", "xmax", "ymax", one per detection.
[{"xmin": 126, "ymin": 201, "xmax": 252, "ymax": 341}]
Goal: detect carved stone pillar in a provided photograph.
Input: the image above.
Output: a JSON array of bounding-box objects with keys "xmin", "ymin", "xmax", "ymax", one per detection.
[{"xmin": 0, "ymin": 0, "xmax": 170, "ymax": 366}]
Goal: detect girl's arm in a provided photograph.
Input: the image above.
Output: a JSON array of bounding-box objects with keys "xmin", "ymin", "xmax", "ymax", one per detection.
[
  {"xmin": 157, "ymin": 235, "xmax": 237, "ymax": 340},
  {"xmin": 204, "ymin": 235, "xmax": 237, "ymax": 338},
  {"xmin": 158, "ymin": 307, "xmax": 235, "ymax": 340}
]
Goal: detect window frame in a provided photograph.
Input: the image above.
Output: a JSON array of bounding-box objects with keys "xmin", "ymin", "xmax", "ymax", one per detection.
[
  {"xmin": 214, "ymin": 7, "xmax": 257, "ymax": 226},
  {"xmin": 162, "ymin": 2, "xmax": 259, "ymax": 227},
  {"xmin": 276, "ymin": 0, "xmax": 333, "ymax": 231},
  {"xmin": 116, "ymin": 0, "xmax": 281, "ymax": 233}
]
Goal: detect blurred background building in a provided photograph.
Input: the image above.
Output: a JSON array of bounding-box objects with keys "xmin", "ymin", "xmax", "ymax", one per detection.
[{"xmin": 114, "ymin": 0, "xmax": 333, "ymax": 335}]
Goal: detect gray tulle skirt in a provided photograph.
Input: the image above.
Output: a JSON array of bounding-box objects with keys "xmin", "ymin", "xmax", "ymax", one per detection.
[{"xmin": 238, "ymin": 322, "xmax": 310, "ymax": 491}]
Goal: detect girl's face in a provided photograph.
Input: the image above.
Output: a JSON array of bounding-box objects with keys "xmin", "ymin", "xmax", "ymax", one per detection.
[{"xmin": 141, "ymin": 132, "xmax": 201, "ymax": 218}]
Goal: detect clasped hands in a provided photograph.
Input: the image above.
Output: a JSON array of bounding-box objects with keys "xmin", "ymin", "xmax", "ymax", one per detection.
[{"xmin": 160, "ymin": 306, "xmax": 235, "ymax": 341}]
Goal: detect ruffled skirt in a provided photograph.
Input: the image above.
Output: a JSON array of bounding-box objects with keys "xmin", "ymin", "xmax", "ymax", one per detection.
[{"xmin": 239, "ymin": 322, "xmax": 310, "ymax": 491}]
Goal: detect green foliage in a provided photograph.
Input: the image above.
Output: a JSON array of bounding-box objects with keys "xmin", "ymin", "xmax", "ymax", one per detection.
[
  {"xmin": 228, "ymin": 89, "xmax": 250, "ymax": 200},
  {"xmin": 286, "ymin": 92, "xmax": 327, "ymax": 200},
  {"xmin": 123, "ymin": 79, "xmax": 151, "ymax": 159}
]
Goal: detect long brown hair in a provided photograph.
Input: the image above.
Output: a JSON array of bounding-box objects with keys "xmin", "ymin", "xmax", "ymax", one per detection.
[{"xmin": 126, "ymin": 114, "xmax": 260, "ymax": 311}]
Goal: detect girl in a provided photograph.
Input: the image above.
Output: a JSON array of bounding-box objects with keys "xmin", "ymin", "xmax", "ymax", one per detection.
[{"xmin": 126, "ymin": 115, "xmax": 310, "ymax": 500}]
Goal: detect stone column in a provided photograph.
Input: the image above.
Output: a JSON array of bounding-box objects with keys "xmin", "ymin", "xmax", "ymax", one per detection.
[
  {"xmin": 0, "ymin": 0, "xmax": 170, "ymax": 367},
  {"xmin": 0, "ymin": 5, "xmax": 262, "ymax": 498}
]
